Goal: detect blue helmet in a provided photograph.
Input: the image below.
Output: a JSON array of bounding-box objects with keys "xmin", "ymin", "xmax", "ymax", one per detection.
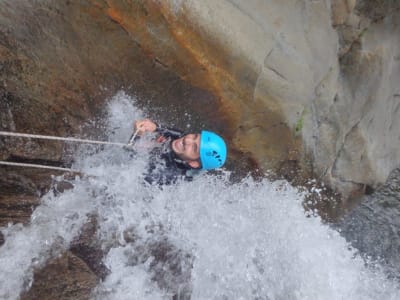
[{"xmin": 199, "ymin": 130, "xmax": 227, "ymax": 170}]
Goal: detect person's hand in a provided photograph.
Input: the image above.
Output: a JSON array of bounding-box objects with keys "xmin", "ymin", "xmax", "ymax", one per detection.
[{"xmin": 134, "ymin": 119, "xmax": 157, "ymax": 135}]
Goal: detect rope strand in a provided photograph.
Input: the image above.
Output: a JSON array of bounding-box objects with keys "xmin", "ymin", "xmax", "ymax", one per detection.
[
  {"xmin": 0, "ymin": 131, "xmax": 127, "ymax": 146},
  {"xmin": 0, "ymin": 161, "xmax": 79, "ymax": 173},
  {"xmin": 0, "ymin": 129, "xmax": 140, "ymax": 173}
]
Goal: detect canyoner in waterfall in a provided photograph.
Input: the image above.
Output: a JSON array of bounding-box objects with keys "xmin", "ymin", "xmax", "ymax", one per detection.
[
  {"xmin": 0, "ymin": 119, "xmax": 228, "ymax": 186},
  {"xmin": 133, "ymin": 119, "xmax": 227, "ymax": 186}
]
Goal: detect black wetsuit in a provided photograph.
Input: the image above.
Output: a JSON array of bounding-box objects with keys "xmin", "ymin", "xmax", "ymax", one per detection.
[{"xmin": 143, "ymin": 125, "xmax": 199, "ymax": 186}]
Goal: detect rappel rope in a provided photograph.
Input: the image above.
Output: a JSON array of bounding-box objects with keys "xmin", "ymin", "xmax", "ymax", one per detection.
[
  {"xmin": 127, "ymin": 129, "xmax": 139, "ymax": 146},
  {"xmin": 0, "ymin": 131, "xmax": 129, "ymax": 147},
  {"xmin": 0, "ymin": 129, "xmax": 140, "ymax": 173},
  {"xmin": 0, "ymin": 161, "xmax": 80, "ymax": 173}
]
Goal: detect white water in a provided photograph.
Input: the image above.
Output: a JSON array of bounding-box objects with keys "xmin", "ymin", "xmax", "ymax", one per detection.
[{"xmin": 1, "ymin": 92, "xmax": 400, "ymax": 299}]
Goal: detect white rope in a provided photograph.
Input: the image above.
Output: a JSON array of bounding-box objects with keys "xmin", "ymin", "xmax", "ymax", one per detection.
[
  {"xmin": 0, "ymin": 129, "xmax": 141, "ymax": 173},
  {"xmin": 0, "ymin": 131, "xmax": 128, "ymax": 147},
  {"xmin": 0, "ymin": 161, "xmax": 80, "ymax": 173},
  {"xmin": 127, "ymin": 129, "xmax": 140, "ymax": 146}
]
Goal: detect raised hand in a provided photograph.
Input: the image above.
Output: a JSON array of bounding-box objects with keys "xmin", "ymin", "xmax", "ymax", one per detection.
[{"xmin": 134, "ymin": 119, "xmax": 157, "ymax": 135}]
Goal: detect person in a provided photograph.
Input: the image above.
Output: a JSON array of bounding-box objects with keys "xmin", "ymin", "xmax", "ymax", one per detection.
[{"xmin": 134, "ymin": 119, "xmax": 227, "ymax": 185}]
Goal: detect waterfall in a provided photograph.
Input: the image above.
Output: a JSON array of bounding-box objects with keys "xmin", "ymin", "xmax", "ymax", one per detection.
[{"xmin": 1, "ymin": 92, "xmax": 399, "ymax": 300}]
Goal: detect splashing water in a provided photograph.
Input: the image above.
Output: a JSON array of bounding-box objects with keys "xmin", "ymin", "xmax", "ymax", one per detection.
[
  {"xmin": 1, "ymin": 92, "xmax": 400, "ymax": 299},
  {"xmin": 0, "ymin": 178, "xmax": 96, "ymax": 298}
]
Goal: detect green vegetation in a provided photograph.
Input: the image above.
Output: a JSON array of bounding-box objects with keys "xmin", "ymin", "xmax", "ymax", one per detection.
[{"xmin": 294, "ymin": 108, "xmax": 307, "ymax": 137}]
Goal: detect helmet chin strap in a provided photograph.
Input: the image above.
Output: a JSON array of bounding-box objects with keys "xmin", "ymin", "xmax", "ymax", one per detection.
[
  {"xmin": 170, "ymin": 150, "xmax": 198, "ymax": 169},
  {"xmin": 172, "ymin": 155, "xmax": 188, "ymax": 166}
]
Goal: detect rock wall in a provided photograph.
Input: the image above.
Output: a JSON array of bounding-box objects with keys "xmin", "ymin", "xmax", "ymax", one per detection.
[
  {"xmin": 324, "ymin": 0, "xmax": 400, "ymax": 195},
  {"xmin": 70, "ymin": 0, "xmax": 399, "ymax": 197},
  {"xmin": 2, "ymin": 0, "xmax": 399, "ymax": 199},
  {"xmin": 155, "ymin": 0, "xmax": 400, "ymax": 197},
  {"xmin": 0, "ymin": 0, "xmax": 236, "ymax": 224}
]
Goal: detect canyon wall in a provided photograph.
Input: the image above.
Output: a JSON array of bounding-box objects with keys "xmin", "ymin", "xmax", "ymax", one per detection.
[
  {"xmin": 154, "ymin": 0, "xmax": 400, "ymax": 196},
  {"xmin": 2, "ymin": 0, "xmax": 399, "ymax": 199}
]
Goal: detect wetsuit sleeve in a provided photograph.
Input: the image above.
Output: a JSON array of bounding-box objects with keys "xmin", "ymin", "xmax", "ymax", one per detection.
[{"xmin": 155, "ymin": 124, "xmax": 184, "ymax": 139}]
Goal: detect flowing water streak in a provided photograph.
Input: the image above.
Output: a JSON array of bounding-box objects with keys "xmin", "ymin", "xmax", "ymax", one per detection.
[{"xmin": 1, "ymin": 92, "xmax": 400, "ymax": 299}]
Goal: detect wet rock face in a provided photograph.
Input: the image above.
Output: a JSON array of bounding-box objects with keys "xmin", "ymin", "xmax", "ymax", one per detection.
[
  {"xmin": 0, "ymin": 167, "xmax": 57, "ymax": 227},
  {"xmin": 20, "ymin": 251, "xmax": 98, "ymax": 300},
  {"xmin": 92, "ymin": 0, "xmax": 400, "ymax": 197},
  {"xmin": 355, "ymin": 0, "xmax": 400, "ymax": 21},
  {"xmin": 338, "ymin": 168, "xmax": 400, "ymax": 278},
  {"xmin": 1, "ymin": 0, "xmax": 397, "ymax": 199},
  {"xmin": 15, "ymin": 216, "xmax": 106, "ymax": 300},
  {"xmin": 328, "ymin": 0, "xmax": 400, "ymax": 195},
  {"xmin": 0, "ymin": 0, "xmax": 256, "ymax": 200},
  {"xmin": 164, "ymin": 0, "xmax": 400, "ymax": 197}
]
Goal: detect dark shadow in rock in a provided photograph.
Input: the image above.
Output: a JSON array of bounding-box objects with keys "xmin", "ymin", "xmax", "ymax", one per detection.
[
  {"xmin": 337, "ymin": 168, "xmax": 400, "ymax": 280},
  {"xmin": 0, "ymin": 231, "xmax": 4, "ymax": 246}
]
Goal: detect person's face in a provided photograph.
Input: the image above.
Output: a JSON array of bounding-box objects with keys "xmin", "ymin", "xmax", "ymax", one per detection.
[{"xmin": 171, "ymin": 133, "xmax": 201, "ymax": 168}]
